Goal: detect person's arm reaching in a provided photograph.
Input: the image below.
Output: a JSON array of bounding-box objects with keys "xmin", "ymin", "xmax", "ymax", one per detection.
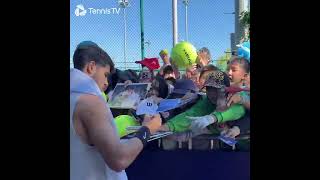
[
  {"xmin": 227, "ymin": 92, "xmax": 250, "ymax": 110},
  {"xmin": 211, "ymin": 104, "xmax": 245, "ymax": 123},
  {"xmin": 188, "ymin": 104, "xmax": 245, "ymax": 133},
  {"xmin": 76, "ymin": 95, "xmax": 161, "ymax": 172},
  {"xmin": 160, "ymin": 97, "xmax": 215, "ymax": 132}
]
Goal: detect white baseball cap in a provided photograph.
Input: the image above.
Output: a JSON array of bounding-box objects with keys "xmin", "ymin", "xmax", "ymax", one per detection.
[{"xmin": 136, "ymin": 98, "xmax": 159, "ymax": 115}]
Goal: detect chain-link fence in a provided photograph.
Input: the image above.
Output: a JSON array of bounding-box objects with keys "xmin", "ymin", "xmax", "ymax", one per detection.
[{"xmin": 70, "ymin": 0, "xmax": 249, "ymax": 71}]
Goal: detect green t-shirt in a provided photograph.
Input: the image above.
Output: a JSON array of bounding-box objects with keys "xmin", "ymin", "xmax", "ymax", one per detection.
[{"xmin": 102, "ymin": 92, "xmax": 108, "ymax": 102}]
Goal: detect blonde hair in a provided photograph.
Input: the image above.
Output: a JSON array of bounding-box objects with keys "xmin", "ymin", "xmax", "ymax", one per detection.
[{"xmin": 159, "ymin": 49, "xmax": 169, "ymax": 56}]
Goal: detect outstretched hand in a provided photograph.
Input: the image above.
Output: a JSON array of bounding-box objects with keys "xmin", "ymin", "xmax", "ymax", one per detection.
[
  {"xmin": 220, "ymin": 126, "xmax": 240, "ymax": 138},
  {"xmin": 142, "ymin": 114, "xmax": 162, "ymax": 134},
  {"xmin": 187, "ymin": 115, "xmax": 216, "ymax": 133}
]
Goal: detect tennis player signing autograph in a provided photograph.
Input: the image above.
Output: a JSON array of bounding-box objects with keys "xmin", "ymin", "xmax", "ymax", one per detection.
[{"xmin": 70, "ymin": 41, "xmax": 162, "ymax": 180}]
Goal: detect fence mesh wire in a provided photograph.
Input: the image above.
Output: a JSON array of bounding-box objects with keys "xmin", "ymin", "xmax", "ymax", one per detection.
[{"xmin": 70, "ymin": 0, "xmax": 246, "ymax": 72}]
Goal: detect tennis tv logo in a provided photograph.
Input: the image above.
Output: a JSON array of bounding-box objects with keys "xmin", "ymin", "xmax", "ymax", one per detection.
[
  {"xmin": 75, "ymin": 4, "xmax": 87, "ymax": 16},
  {"xmin": 75, "ymin": 4, "xmax": 121, "ymax": 16}
]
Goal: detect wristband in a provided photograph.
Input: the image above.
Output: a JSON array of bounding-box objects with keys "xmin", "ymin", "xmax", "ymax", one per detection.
[{"xmin": 134, "ymin": 126, "xmax": 151, "ymax": 147}]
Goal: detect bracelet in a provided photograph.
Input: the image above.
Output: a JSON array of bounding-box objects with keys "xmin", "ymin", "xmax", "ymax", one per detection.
[{"xmin": 134, "ymin": 126, "xmax": 151, "ymax": 147}]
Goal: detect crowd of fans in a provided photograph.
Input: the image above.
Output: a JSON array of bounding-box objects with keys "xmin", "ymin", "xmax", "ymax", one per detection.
[{"xmin": 75, "ymin": 40, "xmax": 250, "ymax": 151}]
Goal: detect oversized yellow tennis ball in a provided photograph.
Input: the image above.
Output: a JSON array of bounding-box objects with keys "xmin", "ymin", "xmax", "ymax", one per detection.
[{"xmin": 171, "ymin": 41, "xmax": 197, "ymax": 69}]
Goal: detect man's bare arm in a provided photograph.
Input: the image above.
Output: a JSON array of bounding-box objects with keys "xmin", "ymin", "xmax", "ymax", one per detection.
[{"xmin": 76, "ymin": 95, "xmax": 160, "ymax": 172}]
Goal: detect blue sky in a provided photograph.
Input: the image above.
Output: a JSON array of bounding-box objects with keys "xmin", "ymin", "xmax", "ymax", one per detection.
[{"xmin": 70, "ymin": 0, "xmax": 235, "ymax": 69}]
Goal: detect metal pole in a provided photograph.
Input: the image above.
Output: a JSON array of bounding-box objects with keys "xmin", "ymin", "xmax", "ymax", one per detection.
[
  {"xmin": 185, "ymin": 5, "xmax": 188, "ymax": 41},
  {"xmin": 235, "ymin": 0, "xmax": 244, "ymax": 46},
  {"xmin": 140, "ymin": 0, "xmax": 145, "ymax": 61},
  {"xmin": 172, "ymin": 0, "xmax": 178, "ymax": 47},
  {"xmin": 183, "ymin": 0, "xmax": 189, "ymax": 42},
  {"xmin": 124, "ymin": 8, "xmax": 127, "ymax": 69},
  {"xmin": 235, "ymin": 0, "xmax": 239, "ymax": 46}
]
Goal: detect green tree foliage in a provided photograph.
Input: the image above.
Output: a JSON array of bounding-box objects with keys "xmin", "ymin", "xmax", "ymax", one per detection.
[
  {"xmin": 216, "ymin": 49, "xmax": 232, "ymax": 72},
  {"xmin": 240, "ymin": 11, "xmax": 250, "ymax": 41}
]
